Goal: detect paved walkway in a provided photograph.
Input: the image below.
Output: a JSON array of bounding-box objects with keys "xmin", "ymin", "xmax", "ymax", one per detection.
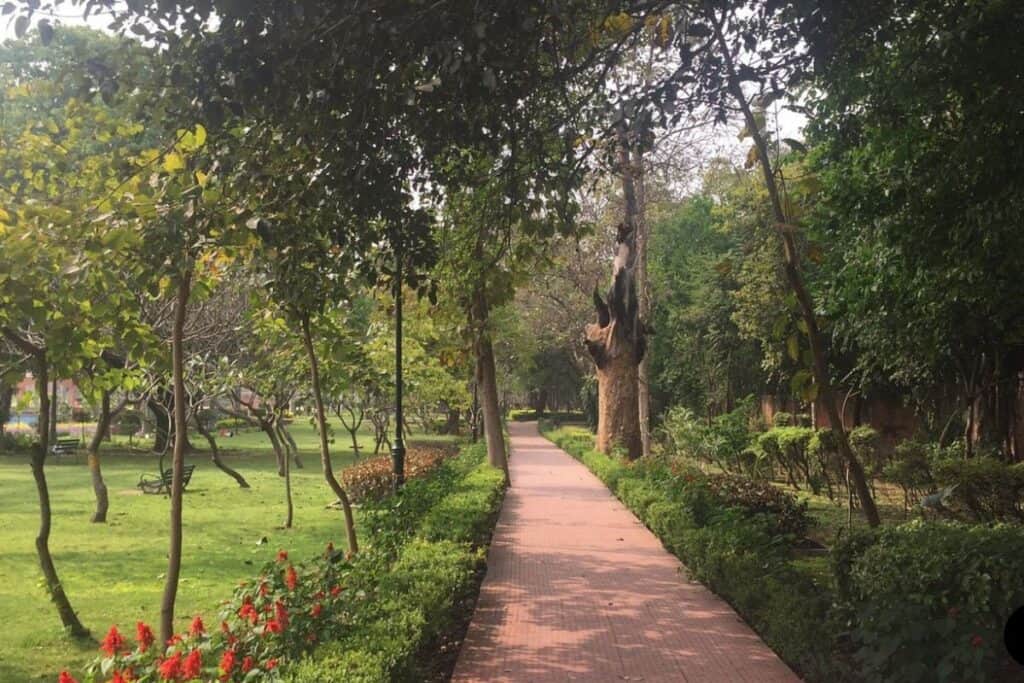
[{"xmin": 451, "ymin": 421, "xmax": 799, "ymax": 683}]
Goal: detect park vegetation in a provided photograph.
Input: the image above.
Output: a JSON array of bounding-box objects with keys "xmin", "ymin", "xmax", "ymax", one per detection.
[{"xmin": 0, "ymin": 0, "xmax": 1021, "ymax": 681}]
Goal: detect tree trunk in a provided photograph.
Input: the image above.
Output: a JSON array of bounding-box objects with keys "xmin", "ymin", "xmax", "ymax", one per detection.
[
  {"xmin": 161, "ymin": 269, "xmax": 191, "ymax": 644},
  {"xmin": 278, "ymin": 424, "xmax": 303, "ymax": 469},
  {"xmin": 265, "ymin": 422, "xmax": 293, "ymax": 527},
  {"xmin": 633, "ymin": 144, "xmax": 653, "ymax": 458},
  {"xmin": 88, "ymin": 391, "xmax": 111, "ymax": 523},
  {"xmin": 194, "ymin": 414, "xmax": 249, "ymax": 488},
  {"xmin": 34, "ymin": 360, "xmax": 89, "ymax": 637},
  {"xmin": 49, "ymin": 378, "xmax": 58, "ymax": 443},
  {"xmin": 0, "ymin": 382, "xmax": 13, "ymax": 434},
  {"xmin": 584, "ymin": 124, "xmax": 646, "ymax": 460},
  {"xmin": 472, "ymin": 289, "xmax": 509, "ymax": 478},
  {"xmin": 711, "ymin": 14, "xmax": 880, "ymax": 526},
  {"xmin": 300, "ymin": 315, "xmax": 358, "ymax": 554}
]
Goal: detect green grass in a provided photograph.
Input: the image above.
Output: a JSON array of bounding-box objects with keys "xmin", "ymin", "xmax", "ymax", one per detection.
[{"xmin": 0, "ymin": 419, "xmax": 455, "ymax": 682}]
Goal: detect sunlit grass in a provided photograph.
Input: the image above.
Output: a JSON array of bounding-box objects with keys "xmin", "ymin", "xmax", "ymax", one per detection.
[{"xmin": 0, "ymin": 418, "xmax": 455, "ymax": 682}]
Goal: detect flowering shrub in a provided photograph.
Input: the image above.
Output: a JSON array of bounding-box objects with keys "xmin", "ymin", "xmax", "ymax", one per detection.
[
  {"xmin": 73, "ymin": 546, "xmax": 349, "ymax": 683},
  {"xmin": 340, "ymin": 444, "xmax": 453, "ymax": 502},
  {"xmin": 62, "ymin": 442, "xmax": 502, "ymax": 683}
]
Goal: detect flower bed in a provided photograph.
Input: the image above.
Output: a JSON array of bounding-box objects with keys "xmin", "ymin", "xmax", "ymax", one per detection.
[{"xmin": 63, "ymin": 442, "xmax": 505, "ymax": 683}]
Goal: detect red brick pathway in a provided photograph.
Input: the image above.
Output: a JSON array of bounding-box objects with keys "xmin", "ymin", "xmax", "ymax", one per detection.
[{"xmin": 451, "ymin": 421, "xmax": 800, "ymax": 682}]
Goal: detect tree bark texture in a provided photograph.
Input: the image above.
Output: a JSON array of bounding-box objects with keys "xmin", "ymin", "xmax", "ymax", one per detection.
[
  {"xmin": 585, "ymin": 124, "xmax": 646, "ymax": 460},
  {"xmin": 472, "ymin": 289, "xmax": 509, "ymax": 479}
]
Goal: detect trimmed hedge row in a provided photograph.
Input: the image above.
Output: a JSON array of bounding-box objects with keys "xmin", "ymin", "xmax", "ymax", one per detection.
[
  {"xmin": 287, "ymin": 442, "xmax": 506, "ymax": 683},
  {"xmin": 543, "ymin": 424, "xmax": 1024, "ymax": 683}
]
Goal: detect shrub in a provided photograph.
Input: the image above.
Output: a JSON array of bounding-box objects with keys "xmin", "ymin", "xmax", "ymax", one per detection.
[
  {"xmin": 882, "ymin": 440, "xmax": 934, "ymax": 511},
  {"xmin": 661, "ymin": 397, "xmax": 757, "ymax": 474},
  {"xmin": 931, "ymin": 455, "xmax": 1024, "ymax": 522},
  {"xmin": 340, "ymin": 445, "xmax": 454, "ymax": 503},
  {"xmin": 704, "ymin": 474, "xmax": 810, "ymax": 538},
  {"xmin": 844, "ymin": 521, "xmax": 1024, "ymax": 682},
  {"xmin": 69, "ymin": 441, "xmax": 506, "ymax": 683}
]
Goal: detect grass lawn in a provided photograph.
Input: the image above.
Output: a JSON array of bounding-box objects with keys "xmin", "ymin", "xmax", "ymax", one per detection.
[{"xmin": 0, "ymin": 419, "xmax": 455, "ymax": 682}]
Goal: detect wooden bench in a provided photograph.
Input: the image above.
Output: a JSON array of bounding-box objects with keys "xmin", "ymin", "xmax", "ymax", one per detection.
[
  {"xmin": 138, "ymin": 464, "xmax": 196, "ymax": 495},
  {"xmin": 51, "ymin": 438, "xmax": 80, "ymax": 457}
]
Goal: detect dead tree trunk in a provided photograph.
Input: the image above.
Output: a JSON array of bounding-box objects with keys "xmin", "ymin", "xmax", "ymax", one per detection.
[
  {"xmin": 300, "ymin": 315, "xmax": 358, "ymax": 554},
  {"xmin": 585, "ymin": 126, "xmax": 646, "ymax": 460},
  {"xmin": 711, "ymin": 13, "xmax": 880, "ymax": 526},
  {"xmin": 34, "ymin": 359, "xmax": 89, "ymax": 637},
  {"xmin": 161, "ymin": 268, "xmax": 191, "ymax": 644},
  {"xmin": 472, "ymin": 288, "xmax": 509, "ymax": 479}
]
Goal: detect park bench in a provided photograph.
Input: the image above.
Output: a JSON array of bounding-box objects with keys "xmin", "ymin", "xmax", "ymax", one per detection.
[
  {"xmin": 51, "ymin": 438, "xmax": 80, "ymax": 458},
  {"xmin": 138, "ymin": 464, "xmax": 196, "ymax": 495}
]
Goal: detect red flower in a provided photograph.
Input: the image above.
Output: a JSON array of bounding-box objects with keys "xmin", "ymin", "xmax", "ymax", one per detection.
[
  {"xmin": 285, "ymin": 565, "xmax": 298, "ymax": 591},
  {"xmin": 101, "ymin": 625, "xmax": 126, "ymax": 657},
  {"xmin": 158, "ymin": 652, "xmax": 181, "ymax": 681},
  {"xmin": 240, "ymin": 656, "xmax": 254, "ymax": 673},
  {"xmin": 259, "ymin": 581, "xmax": 270, "ymax": 596},
  {"xmin": 276, "ymin": 550, "xmax": 288, "ymax": 562},
  {"xmin": 182, "ymin": 650, "xmax": 202, "ymax": 680},
  {"xmin": 167, "ymin": 634, "xmax": 184, "ymax": 647},
  {"xmin": 330, "ymin": 585, "xmax": 343, "ymax": 597},
  {"xmin": 238, "ymin": 600, "xmax": 259, "ymax": 625},
  {"xmin": 189, "ymin": 616, "xmax": 204, "ymax": 637},
  {"xmin": 310, "ymin": 602, "xmax": 323, "ymax": 618},
  {"xmin": 111, "ymin": 670, "xmax": 130, "ymax": 683},
  {"xmin": 58, "ymin": 672, "xmax": 78, "ymax": 683},
  {"xmin": 136, "ymin": 622, "xmax": 155, "ymax": 653},
  {"xmin": 971, "ymin": 634, "xmax": 984, "ymax": 648},
  {"xmin": 219, "ymin": 649, "xmax": 237, "ymax": 676},
  {"xmin": 220, "ymin": 620, "xmax": 230, "ymax": 633},
  {"xmin": 265, "ymin": 659, "xmax": 278, "ymax": 670},
  {"xmin": 265, "ymin": 618, "xmax": 282, "ymax": 634}
]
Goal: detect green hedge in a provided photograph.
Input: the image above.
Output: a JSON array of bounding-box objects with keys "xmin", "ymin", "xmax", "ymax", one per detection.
[
  {"xmin": 287, "ymin": 443, "xmax": 506, "ymax": 683},
  {"xmin": 543, "ymin": 425, "xmax": 1024, "ymax": 683}
]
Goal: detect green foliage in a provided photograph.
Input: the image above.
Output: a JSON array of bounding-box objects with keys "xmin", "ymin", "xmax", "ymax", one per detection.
[
  {"xmin": 931, "ymin": 456, "xmax": 1024, "ymax": 523},
  {"xmin": 704, "ymin": 474, "xmax": 810, "ymax": 538},
  {"xmin": 843, "ymin": 522, "xmax": 1024, "ymax": 682},
  {"xmin": 661, "ymin": 396, "xmax": 758, "ymax": 474}
]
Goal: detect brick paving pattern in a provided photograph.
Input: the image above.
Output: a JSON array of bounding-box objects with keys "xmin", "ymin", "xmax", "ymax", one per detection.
[{"xmin": 451, "ymin": 421, "xmax": 800, "ymax": 683}]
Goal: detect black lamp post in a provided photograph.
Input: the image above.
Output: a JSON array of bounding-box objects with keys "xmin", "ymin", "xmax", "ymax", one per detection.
[{"xmin": 391, "ymin": 237, "xmax": 406, "ymax": 492}]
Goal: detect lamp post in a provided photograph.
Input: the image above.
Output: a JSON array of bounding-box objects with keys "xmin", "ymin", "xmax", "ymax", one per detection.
[{"xmin": 391, "ymin": 237, "xmax": 406, "ymax": 492}]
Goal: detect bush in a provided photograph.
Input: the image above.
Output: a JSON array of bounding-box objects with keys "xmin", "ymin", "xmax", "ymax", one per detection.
[
  {"xmin": 882, "ymin": 440, "xmax": 934, "ymax": 511},
  {"xmin": 70, "ymin": 441, "xmax": 506, "ymax": 683},
  {"xmin": 340, "ymin": 445, "xmax": 454, "ymax": 503},
  {"xmin": 844, "ymin": 521, "xmax": 1024, "ymax": 682},
  {"xmin": 931, "ymin": 455, "xmax": 1024, "ymax": 522},
  {"xmin": 704, "ymin": 474, "xmax": 810, "ymax": 538},
  {"xmin": 661, "ymin": 397, "xmax": 757, "ymax": 475}
]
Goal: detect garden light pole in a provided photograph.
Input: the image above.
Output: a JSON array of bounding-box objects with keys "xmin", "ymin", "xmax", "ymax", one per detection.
[{"xmin": 392, "ymin": 237, "xmax": 406, "ymax": 492}]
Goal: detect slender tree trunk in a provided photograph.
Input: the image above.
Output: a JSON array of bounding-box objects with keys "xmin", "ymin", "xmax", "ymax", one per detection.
[
  {"xmin": 275, "ymin": 419, "xmax": 293, "ymax": 529},
  {"xmin": 278, "ymin": 424, "xmax": 302, "ymax": 469},
  {"xmin": 265, "ymin": 422, "xmax": 293, "ymax": 527},
  {"xmin": 49, "ymin": 378, "xmax": 58, "ymax": 443},
  {"xmin": 633, "ymin": 145, "xmax": 652, "ymax": 458},
  {"xmin": 161, "ymin": 268, "xmax": 191, "ymax": 644},
  {"xmin": 194, "ymin": 415, "xmax": 249, "ymax": 488},
  {"xmin": 34, "ymin": 359, "xmax": 89, "ymax": 636},
  {"xmin": 300, "ymin": 315, "xmax": 358, "ymax": 554},
  {"xmin": 472, "ymin": 289, "xmax": 509, "ymax": 479},
  {"xmin": 712, "ymin": 14, "xmax": 880, "ymax": 526},
  {"xmin": 88, "ymin": 391, "xmax": 111, "ymax": 523}
]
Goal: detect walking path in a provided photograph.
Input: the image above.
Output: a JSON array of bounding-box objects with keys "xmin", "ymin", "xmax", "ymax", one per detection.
[{"xmin": 451, "ymin": 421, "xmax": 799, "ymax": 682}]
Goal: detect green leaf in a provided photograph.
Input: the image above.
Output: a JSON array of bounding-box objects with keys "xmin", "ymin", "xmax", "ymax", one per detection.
[
  {"xmin": 163, "ymin": 151, "xmax": 185, "ymax": 172},
  {"xmin": 787, "ymin": 333, "xmax": 800, "ymax": 362}
]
